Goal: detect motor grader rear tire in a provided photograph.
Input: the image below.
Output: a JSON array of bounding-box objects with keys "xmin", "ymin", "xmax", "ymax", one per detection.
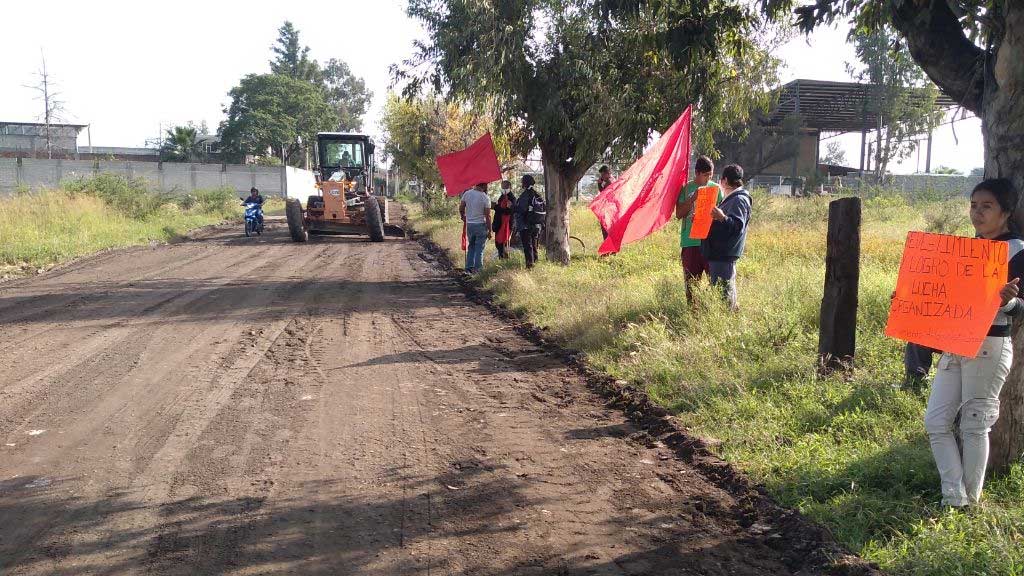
[
  {"xmin": 365, "ymin": 196, "xmax": 385, "ymax": 242},
  {"xmin": 285, "ymin": 198, "xmax": 308, "ymax": 243}
]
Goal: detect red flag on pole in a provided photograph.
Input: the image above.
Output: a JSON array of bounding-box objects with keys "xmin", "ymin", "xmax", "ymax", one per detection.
[
  {"xmin": 590, "ymin": 106, "xmax": 692, "ymax": 255},
  {"xmin": 436, "ymin": 133, "xmax": 503, "ymax": 197}
]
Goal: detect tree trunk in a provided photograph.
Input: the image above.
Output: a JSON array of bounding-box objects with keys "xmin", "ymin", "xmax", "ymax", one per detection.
[
  {"xmin": 986, "ymin": 8, "xmax": 1024, "ymax": 474},
  {"xmin": 541, "ymin": 153, "xmax": 583, "ymax": 265}
]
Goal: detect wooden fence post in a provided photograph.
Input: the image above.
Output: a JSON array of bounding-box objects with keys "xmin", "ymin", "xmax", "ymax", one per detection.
[{"xmin": 818, "ymin": 197, "xmax": 861, "ymax": 373}]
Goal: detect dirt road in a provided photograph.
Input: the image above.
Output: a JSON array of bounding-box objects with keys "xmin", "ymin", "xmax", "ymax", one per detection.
[{"xmin": 0, "ymin": 217, "xmax": 859, "ymax": 575}]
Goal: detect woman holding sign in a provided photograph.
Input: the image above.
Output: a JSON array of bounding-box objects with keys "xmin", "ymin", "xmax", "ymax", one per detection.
[
  {"xmin": 924, "ymin": 178, "xmax": 1024, "ymax": 508},
  {"xmin": 700, "ymin": 164, "xmax": 752, "ymax": 311}
]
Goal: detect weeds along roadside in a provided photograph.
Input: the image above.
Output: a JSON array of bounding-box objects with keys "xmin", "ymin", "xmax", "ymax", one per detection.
[
  {"xmin": 0, "ymin": 174, "xmax": 272, "ymax": 278},
  {"xmin": 405, "ymin": 190, "xmax": 1024, "ymax": 576}
]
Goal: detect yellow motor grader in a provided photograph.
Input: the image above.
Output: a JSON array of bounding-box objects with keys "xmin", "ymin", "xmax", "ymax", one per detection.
[{"xmin": 285, "ymin": 132, "xmax": 388, "ymax": 242}]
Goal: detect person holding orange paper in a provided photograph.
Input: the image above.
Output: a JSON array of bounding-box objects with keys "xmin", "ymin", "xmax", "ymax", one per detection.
[
  {"xmin": 675, "ymin": 156, "xmax": 722, "ymax": 305},
  {"xmin": 924, "ymin": 178, "xmax": 1024, "ymax": 508},
  {"xmin": 700, "ymin": 164, "xmax": 751, "ymax": 311}
]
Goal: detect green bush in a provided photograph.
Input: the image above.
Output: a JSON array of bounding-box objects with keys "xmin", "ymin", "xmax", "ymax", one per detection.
[
  {"xmin": 62, "ymin": 173, "xmax": 166, "ymax": 219},
  {"xmin": 193, "ymin": 187, "xmax": 239, "ymax": 217}
]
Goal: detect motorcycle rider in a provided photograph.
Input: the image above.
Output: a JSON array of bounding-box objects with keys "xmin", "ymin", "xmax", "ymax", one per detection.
[{"xmin": 243, "ymin": 187, "xmax": 265, "ymax": 228}]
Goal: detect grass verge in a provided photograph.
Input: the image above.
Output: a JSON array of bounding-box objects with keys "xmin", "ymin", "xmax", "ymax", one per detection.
[
  {"xmin": 406, "ymin": 191, "xmax": 1024, "ymax": 576},
  {"xmin": 0, "ymin": 174, "xmax": 280, "ymax": 278}
]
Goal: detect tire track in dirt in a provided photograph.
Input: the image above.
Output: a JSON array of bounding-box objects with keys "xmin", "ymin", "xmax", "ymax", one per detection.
[{"xmin": 0, "ymin": 215, "xmax": 876, "ymax": 575}]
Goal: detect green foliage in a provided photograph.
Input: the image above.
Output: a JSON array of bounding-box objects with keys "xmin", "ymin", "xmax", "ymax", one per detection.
[
  {"xmin": 380, "ymin": 92, "xmax": 525, "ymax": 193},
  {"xmin": 399, "ymin": 0, "xmax": 781, "ymax": 194},
  {"xmin": 408, "ymin": 191, "xmax": 1024, "ymax": 575},
  {"xmin": 192, "ymin": 187, "xmax": 240, "ymax": 217},
  {"xmin": 217, "ymin": 73, "xmax": 337, "ymax": 165},
  {"xmin": 267, "ymin": 21, "xmax": 371, "ymax": 132},
  {"xmin": 62, "ymin": 173, "xmax": 166, "ymax": 219},
  {"xmin": 933, "ymin": 165, "xmax": 964, "ymax": 176},
  {"xmin": 269, "ymin": 21, "xmax": 322, "ymax": 83},
  {"xmin": 220, "ymin": 21, "xmax": 372, "ymax": 163},
  {"xmin": 923, "ymin": 200, "xmax": 971, "ymax": 236},
  {"xmin": 0, "ymin": 181, "xmax": 242, "ymax": 274},
  {"xmin": 161, "ymin": 125, "xmax": 200, "ymax": 162},
  {"xmin": 322, "ymin": 59, "xmax": 373, "ymax": 132}
]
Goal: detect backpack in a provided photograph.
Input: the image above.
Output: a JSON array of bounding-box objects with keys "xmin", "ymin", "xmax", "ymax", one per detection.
[{"xmin": 527, "ymin": 191, "xmax": 547, "ymax": 225}]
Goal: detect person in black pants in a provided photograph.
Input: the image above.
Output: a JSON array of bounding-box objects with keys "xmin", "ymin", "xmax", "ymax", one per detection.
[
  {"xmin": 515, "ymin": 174, "xmax": 542, "ymax": 268},
  {"xmin": 905, "ymin": 342, "xmax": 937, "ymax": 391}
]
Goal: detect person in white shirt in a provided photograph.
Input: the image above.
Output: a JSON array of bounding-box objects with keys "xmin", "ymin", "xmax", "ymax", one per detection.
[{"xmin": 459, "ymin": 183, "xmax": 492, "ymax": 273}]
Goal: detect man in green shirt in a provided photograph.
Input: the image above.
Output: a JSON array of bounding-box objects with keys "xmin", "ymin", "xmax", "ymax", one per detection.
[{"xmin": 675, "ymin": 155, "xmax": 723, "ymax": 304}]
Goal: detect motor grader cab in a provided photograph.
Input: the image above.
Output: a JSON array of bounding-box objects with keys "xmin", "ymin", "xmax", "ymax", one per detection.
[{"xmin": 285, "ymin": 133, "xmax": 387, "ymax": 242}]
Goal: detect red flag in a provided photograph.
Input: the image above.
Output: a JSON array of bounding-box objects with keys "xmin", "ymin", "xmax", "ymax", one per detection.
[
  {"xmin": 590, "ymin": 107, "xmax": 692, "ymax": 255},
  {"xmin": 436, "ymin": 133, "xmax": 503, "ymax": 197}
]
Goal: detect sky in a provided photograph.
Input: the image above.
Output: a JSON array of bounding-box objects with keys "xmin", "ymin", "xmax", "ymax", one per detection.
[{"xmin": 0, "ymin": 2, "xmax": 984, "ymax": 175}]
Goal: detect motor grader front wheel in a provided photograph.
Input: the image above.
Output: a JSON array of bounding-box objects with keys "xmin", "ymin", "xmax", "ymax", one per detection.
[
  {"xmin": 285, "ymin": 198, "xmax": 309, "ymax": 243},
  {"xmin": 364, "ymin": 196, "xmax": 385, "ymax": 242}
]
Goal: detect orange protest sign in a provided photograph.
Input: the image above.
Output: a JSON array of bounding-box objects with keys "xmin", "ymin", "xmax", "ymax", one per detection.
[
  {"xmin": 885, "ymin": 231, "xmax": 1008, "ymax": 357},
  {"xmin": 688, "ymin": 186, "xmax": 719, "ymax": 240}
]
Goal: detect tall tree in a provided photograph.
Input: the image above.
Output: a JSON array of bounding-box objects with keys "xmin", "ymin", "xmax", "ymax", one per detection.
[
  {"xmin": 161, "ymin": 125, "xmax": 199, "ymax": 162},
  {"xmin": 846, "ymin": 26, "xmax": 942, "ymax": 178},
  {"xmin": 269, "ymin": 21, "xmax": 322, "ymax": 83},
  {"xmin": 762, "ymin": 0, "xmax": 1024, "ymax": 473},
  {"xmin": 218, "ymin": 73, "xmax": 337, "ymax": 166},
  {"xmin": 322, "ymin": 59, "xmax": 373, "ymax": 131},
  {"xmin": 399, "ymin": 0, "xmax": 778, "ymax": 264}
]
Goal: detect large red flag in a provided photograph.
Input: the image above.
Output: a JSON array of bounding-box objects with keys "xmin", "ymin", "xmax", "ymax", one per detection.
[
  {"xmin": 436, "ymin": 133, "xmax": 503, "ymax": 197},
  {"xmin": 590, "ymin": 107, "xmax": 692, "ymax": 255}
]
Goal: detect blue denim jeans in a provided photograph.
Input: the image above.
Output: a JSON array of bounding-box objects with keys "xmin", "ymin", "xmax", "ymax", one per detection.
[{"xmin": 465, "ymin": 223, "xmax": 488, "ymax": 272}]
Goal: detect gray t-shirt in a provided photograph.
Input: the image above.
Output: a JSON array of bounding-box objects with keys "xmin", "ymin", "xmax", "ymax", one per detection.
[{"xmin": 462, "ymin": 189, "xmax": 491, "ymax": 224}]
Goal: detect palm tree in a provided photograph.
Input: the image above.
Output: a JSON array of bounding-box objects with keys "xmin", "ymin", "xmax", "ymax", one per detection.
[{"xmin": 161, "ymin": 125, "xmax": 199, "ymax": 162}]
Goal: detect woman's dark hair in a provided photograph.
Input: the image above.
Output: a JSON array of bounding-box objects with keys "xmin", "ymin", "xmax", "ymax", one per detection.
[
  {"xmin": 972, "ymin": 178, "xmax": 1019, "ymax": 214},
  {"xmin": 721, "ymin": 164, "xmax": 744, "ymax": 187},
  {"xmin": 599, "ymin": 165, "xmax": 609, "ymax": 174},
  {"xmin": 694, "ymin": 155, "xmax": 714, "ymax": 174},
  {"xmin": 522, "ymin": 174, "xmax": 535, "ymax": 187},
  {"xmin": 250, "ymin": 187, "xmax": 259, "ymax": 194}
]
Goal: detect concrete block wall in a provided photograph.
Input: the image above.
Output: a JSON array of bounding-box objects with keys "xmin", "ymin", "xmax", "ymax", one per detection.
[{"xmin": 0, "ymin": 158, "xmax": 309, "ymax": 198}]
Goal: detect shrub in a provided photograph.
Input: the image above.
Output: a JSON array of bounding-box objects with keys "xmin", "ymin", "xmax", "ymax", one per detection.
[
  {"xmin": 193, "ymin": 187, "xmax": 239, "ymax": 216},
  {"xmin": 62, "ymin": 173, "xmax": 166, "ymax": 219}
]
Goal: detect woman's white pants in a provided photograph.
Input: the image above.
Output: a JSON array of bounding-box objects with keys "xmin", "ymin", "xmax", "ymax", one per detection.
[{"xmin": 924, "ymin": 336, "xmax": 1012, "ymax": 506}]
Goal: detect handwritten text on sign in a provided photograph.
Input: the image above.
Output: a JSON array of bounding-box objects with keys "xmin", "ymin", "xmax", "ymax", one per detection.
[
  {"xmin": 885, "ymin": 232, "xmax": 1007, "ymax": 357},
  {"xmin": 688, "ymin": 186, "xmax": 719, "ymax": 240}
]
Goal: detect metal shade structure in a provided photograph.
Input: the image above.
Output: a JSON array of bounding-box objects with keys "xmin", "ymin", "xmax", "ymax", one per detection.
[
  {"xmin": 761, "ymin": 79, "xmax": 965, "ymax": 176},
  {"xmin": 765, "ymin": 79, "xmax": 958, "ymax": 133}
]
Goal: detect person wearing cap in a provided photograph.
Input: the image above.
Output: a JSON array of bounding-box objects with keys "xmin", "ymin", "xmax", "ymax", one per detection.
[{"xmin": 459, "ymin": 182, "xmax": 492, "ymax": 274}]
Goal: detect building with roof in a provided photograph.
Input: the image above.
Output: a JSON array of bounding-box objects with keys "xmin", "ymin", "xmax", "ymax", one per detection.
[
  {"xmin": 720, "ymin": 79, "xmax": 967, "ymax": 192},
  {"xmin": 0, "ymin": 121, "xmax": 88, "ymax": 158}
]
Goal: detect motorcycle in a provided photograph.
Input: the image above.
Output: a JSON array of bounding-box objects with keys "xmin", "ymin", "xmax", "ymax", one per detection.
[{"xmin": 242, "ymin": 201, "xmax": 264, "ymax": 237}]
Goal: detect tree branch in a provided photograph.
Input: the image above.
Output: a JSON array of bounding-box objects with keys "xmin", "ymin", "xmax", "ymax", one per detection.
[{"xmin": 888, "ymin": 0, "xmax": 986, "ymax": 114}]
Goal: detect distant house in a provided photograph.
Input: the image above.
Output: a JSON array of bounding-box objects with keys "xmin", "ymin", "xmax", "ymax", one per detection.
[{"xmin": 0, "ymin": 121, "xmax": 87, "ymax": 158}]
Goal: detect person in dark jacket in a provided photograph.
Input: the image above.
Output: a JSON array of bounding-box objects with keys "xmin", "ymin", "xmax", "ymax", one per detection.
[
  {"xmin": 701, "ymin": 164, "xmax": 751, "ymax": 310},
  {"xmin": 242, "ymin": 187, "xmax": 265, "ymax": 226},
  {"xmin": 515, "ymin": 174, "xmax": 543, "ymax": 268},
  {"xmin": 493, "ymin": 180, "xmax": 517, "ymax": 259}
]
